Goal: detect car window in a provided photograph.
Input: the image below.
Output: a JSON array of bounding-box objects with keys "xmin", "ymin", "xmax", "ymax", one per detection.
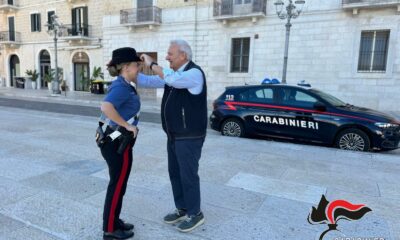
[
  {"xmin": 239, "ymin": 88, "xmax": 273, "ymax": 104},
  {"xmin": 283, "ymin": 89, "xmax": 318, "ymax": 108},
  {"xmin": 309, "ymin": 89, "xmax": 346, "ymax": 107}
]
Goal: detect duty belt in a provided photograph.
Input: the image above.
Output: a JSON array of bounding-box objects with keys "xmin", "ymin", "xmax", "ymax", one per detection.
[{"xmin": 98, "ymin": 112, "xmax": 140, "ymax": 141}]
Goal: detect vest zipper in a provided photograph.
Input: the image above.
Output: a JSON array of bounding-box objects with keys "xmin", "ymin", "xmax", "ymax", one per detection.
[
  {"xmin": 164, "ymin": 88, "xmax": 173, "ymax": 139},
  {"xmin": 182, "ymin": 107, "xmax": 187, "ymax": 129}
]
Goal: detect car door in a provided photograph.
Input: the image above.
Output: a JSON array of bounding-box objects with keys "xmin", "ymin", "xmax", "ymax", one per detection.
[
  {"xmin": 275, "ymin": 87, "xmax": 322, "ymax": 142},
  {"xmin": 240, "ymin": 86, "xmax": 284, "ymax": 136}
]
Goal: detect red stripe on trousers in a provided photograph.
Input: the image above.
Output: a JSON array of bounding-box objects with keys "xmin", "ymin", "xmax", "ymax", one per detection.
[{"xmin": 108, "ymin": 144, "xmax": 130, "ymax": 232}]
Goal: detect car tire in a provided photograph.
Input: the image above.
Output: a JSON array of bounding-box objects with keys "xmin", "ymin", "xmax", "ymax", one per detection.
[
  {"xmin": 335, "ymin": 128, "xmax": 370, "ymax": 152},
  {"xmin": 221, "ymin": 118, "xmax": 245, "ymax": 137}
]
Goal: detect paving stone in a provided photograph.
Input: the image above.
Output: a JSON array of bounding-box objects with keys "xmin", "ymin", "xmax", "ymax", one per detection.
[
  {"xmin": 0, "ymin": 191, "xmax": 102, "ymax": 240},
  {"xmin": 20, "ymin": 171, "xmax": 108, "ymax": 201},
  {"xmin": 200, "ymin": 181, "xmax": 267, "ymax": 213},
  {"xmin": 0, "ymin": 155, "xmax": 56, "ymax": 181},
  {"xmin": 1, "ymin": 226, "xmax": 62, "ymax": 240},
  {"xmin": 0, "ymin": 177, "xmax": 38, "ymax": 207},
  {"xmin": 92, "ymin": 169, "xmax": 170, "ymax": 192},
  {"xmin": 0, "ymin": 214, "xmax": 26, "ymax": 236},
  {"xmin": 227, "ymin": 172, "xmax": 326, "ymax": 204},
  {"xmin": 282, "ymin": 168, "xmax": 380, "ymax": 197}
]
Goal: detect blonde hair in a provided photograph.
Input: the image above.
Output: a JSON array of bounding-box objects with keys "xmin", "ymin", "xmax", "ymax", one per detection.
[{"xmin": 107, "ymin": 62, "xmax": 130, "ymax": 77}]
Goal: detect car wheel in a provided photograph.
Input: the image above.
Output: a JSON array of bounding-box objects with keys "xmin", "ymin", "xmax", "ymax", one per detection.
[
  {"xmin": 335, "ymin": 128, "xmax": 370, "ymax": 152},
  {"xmin": 221, "ymin": 118, "xmax": 244, "ymax": 137}
]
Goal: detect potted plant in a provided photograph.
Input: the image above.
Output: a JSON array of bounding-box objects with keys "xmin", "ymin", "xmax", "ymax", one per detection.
[
  {"xmin": 44, "ymin": 73, "xmax": 53, "ymax": 91},
  {"xmin": 46, "ymin": 67, "xmax": 63, "ymax": 91},
  {"xmin": 90, "ymin": 66, "xmax": 105, "ymax": 94},
  {"xmin": 78, "ymin": 69, "xmax": 90, "ymax": 92},
  {"xmin": 25, "ymin": 69, "xmax": 39, "ymax": 89}
]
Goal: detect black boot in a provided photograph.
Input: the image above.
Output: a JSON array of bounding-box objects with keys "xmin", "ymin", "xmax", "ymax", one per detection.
[
  {"xmin": 118, "ymin": 219, "xmax": 134, "ymax": 231},
  {"xmin": 103, "ymin": 229, "xmax": 134, "ymax": 240}
]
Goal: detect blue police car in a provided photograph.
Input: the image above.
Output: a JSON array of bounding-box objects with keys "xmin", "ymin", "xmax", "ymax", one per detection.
[{"xmin": 210, "ymin": 83, "xmax": 400, "ymax": 151}]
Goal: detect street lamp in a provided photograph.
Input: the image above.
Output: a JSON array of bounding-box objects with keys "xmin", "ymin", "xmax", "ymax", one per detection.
[
  {"xmin": 45, "ymin": 14, "xmax": 65, "ymax": 95},
  {"xmin": 274, "ymin": 0, "xmax": 305, "ymax": 84}
]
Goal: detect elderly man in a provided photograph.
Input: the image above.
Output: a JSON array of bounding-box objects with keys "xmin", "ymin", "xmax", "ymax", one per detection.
[{"xmin": 138, "ymin": 39, "xmax": 207, "ymax": 233}]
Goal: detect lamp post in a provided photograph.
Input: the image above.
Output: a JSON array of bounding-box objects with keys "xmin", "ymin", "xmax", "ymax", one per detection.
[
  {"xmin": 46, "ymin": 14, "xmax": 65, "ymax": 95},
  {"xmin": 274, "ymin": 0, "xmax": 305, "ymax": 84}
]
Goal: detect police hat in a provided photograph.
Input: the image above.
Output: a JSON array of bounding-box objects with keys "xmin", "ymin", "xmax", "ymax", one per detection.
[{"xmin": 107, "ymin": 47, "xmax": 141, "ymax": 66}]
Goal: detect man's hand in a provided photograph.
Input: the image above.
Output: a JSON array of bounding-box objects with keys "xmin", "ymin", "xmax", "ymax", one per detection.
[
  {"xmin": 125, "ymin": 125, "xmax": 138, "ymax": 138},
  {"xmin": 140, "ymin": 54, "xmax": 154, "ymax": 67}
]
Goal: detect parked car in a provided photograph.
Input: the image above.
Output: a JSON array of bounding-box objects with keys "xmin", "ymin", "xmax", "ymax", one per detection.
[{"xmin": 210, "ymin": 83, "xmax": 400, "ymax": 152}]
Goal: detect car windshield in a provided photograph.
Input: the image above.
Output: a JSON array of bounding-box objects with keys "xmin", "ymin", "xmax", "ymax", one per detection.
[{"xmin": 310, "ymin": 89, "xmax": 346, "ymax": 107}]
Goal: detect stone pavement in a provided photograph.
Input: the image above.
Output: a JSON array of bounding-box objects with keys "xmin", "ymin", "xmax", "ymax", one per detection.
[{"xmin": 0, "ymin": 105, "xmax": 399, "ymax": 240}]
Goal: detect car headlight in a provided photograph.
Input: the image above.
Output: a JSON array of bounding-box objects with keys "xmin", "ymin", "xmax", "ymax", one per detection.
[{"xmin": 375, "ymin": 122, "xmax": 399, "ymax": 128}]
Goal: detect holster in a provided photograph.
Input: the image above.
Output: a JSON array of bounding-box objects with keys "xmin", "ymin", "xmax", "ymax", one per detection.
[
  {"xmin": 95, "ymin": 122, "xmax": 107, "ymax": 148},
  {"xmin": 116, "ymin": 127, "xmax": 137, "ymax": 154}
]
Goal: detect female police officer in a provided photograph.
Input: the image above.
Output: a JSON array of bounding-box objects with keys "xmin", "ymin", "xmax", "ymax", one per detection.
[{"xmin": 100, "ymin": 47, "xmax": 141, "ymax": 240}]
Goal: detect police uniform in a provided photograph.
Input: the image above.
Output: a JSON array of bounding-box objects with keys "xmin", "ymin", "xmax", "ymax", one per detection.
[{"xmin": 100, "ymin": 47, "xmax": 140, "ymax": 240}]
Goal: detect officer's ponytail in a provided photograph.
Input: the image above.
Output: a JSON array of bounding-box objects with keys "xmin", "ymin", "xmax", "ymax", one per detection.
[{"xmin": 107, "ymin": 63, "xmax": 129, "ymax": 77}]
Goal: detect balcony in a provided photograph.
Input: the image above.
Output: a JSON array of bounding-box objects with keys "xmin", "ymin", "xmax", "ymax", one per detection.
[
  {"xmin": 59, "ymin": 24, "xmax": 92, "ymax": 44},
  {"xmin": 0, "ymin": 31, "xmax": 21, "ymax": 48},
  {"xmin": 120, "ymin": 6, "xmax": 162, "ymax": 30},
  {"xmin": 213, "ymin": 0, "xmax": 267, "ymax": 23},
  {"xmin": 342, "ymin": 0, "xmax": 400, "ymax": 14},
  {"xmin": 0, "ymin": 0, "xmax": 19, "ymax": 13}
]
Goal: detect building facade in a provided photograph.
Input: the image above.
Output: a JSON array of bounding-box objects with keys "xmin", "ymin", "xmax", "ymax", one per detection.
[
  {"xmin": 101, "ymin": 0, "xmax": 400, "ymax": 111},
  {"xmin": 1, "ymin": 0, "xmax": 400, "ymax": 111},
  {"xmin": 0, "ymin": 0, "xmax": 104, "ymax": 91}
]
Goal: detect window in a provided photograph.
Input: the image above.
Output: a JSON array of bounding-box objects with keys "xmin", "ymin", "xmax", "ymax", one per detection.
[
  {"xmin": 47, "ymin": 11, "xmax": 55, "ymax": 31},
  {"xmin": 283, "ymin": 89, "xmax": 317, "ymax": 108},
  {"xmin": 239, "ymin": 88, "xmax": 273, "ymax": 103},
  {"xmin": 31, "ymin": 13, "xmax": 41, "ymax": 32},
  {"xmin": 72, "ymin": 7, "xmax": 88, "ymax": 36},
  {"xmin": 358, "ymin": 30, "xmax": 390, "ymax": 72},
  {"xmin": 231, "ymin": 38, "xmax": 250, "ymax": 73},
  {"xmin": 310, "ymin": 89, "xmax": 345, "ymax": 107}
]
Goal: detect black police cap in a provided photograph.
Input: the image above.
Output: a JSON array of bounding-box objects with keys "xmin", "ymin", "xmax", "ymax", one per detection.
[{"xmin": 108, "ymin": 47, "xmax": 141, "ymax": 66}]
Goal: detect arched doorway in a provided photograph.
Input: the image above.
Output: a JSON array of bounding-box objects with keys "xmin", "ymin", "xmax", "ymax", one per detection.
[
  {"xmin": 39, "ymin": 50, "xmax": 51, "ymax": 88},
  {"xmin": 72, "ymin": 52, "xmax": 90, "ymax": 91},
  {"xmin": 9, "ymin": 54, "xmax": 20, "ymax": 87}
]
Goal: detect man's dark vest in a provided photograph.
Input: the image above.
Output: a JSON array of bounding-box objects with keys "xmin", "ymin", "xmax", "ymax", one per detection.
[{"xmin": 161, "ymin": 61, "xmax": 207, "ymax": 139}]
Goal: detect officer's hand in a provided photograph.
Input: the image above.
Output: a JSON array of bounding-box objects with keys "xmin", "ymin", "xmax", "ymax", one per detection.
[
  {"xmin": 126, "ymin": 125, "xmax": 138, "ymax": 138},
  {"xmin": 140, "ymin": 54, "xmax": 153, "ymax": 67}
]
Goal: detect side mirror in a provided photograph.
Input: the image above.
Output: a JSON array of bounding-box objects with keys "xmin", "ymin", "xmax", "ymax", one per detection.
[{"xmin": 314, "ymin": 102, "xmax": 326, "ymax": 111}]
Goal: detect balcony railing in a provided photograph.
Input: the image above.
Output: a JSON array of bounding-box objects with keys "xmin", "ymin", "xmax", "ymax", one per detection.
[
  {"xmin": 0, "ymin": 31, "xmax": 21, "ymax": 43},
  {"xmin": 0, "ymin": 0, "xmax": 19, "ymax": 12},
  {"xmin": 342, "ymin": 0, "xmax": 400, "ymax": 9},
  {"xmin": 213, "ymin": 0, "xmax": 266, "ymax": 20},
  {"xmin": 120, "ymin": 6, "xmax": 162, "ymax": 27},
  {"xmin": 59, "ymin": 24, "xmax": 91, "ymax": 39}
]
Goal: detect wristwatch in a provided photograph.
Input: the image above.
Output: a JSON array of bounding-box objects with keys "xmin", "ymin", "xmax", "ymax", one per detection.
[{"xmin": 150, "ymin": 62, "xmax": 158, "ymax": 70}]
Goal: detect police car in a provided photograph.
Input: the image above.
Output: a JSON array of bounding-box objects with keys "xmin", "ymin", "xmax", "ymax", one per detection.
[{"xmin": 210, "ymin": 82, "xmax": 400, "ymax": 152}]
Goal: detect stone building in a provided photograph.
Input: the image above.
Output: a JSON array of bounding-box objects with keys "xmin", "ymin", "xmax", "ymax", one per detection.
[{"xmin": 1, "ymin": 0, "xmax": 399, "ymax": 111}]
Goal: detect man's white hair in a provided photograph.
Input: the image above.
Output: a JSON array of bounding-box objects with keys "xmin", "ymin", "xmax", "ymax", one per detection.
[{"xmin": 170, "ymin": 39, "xmax": 192, "ymax": 61}]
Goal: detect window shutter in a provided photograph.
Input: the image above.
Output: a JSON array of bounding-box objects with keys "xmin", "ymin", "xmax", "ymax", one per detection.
[
  {"xmin": 83, "ymin": 7, "xmax": 88, "ymax": 36},
  {"xmin": 38, "ymin": 14, "xmax": 41, "ymax": 32},
  {"xmin": 31, "ymin": 14, "xmax": 34, "ymax": 32}
]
